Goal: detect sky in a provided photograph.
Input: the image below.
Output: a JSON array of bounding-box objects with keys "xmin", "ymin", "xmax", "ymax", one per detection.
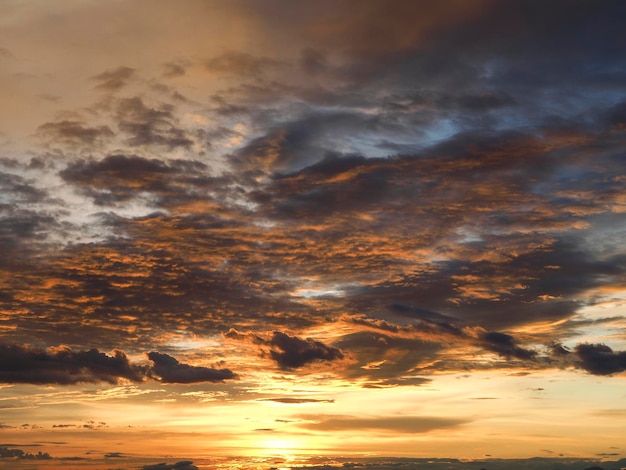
[{"xmin": 1, "ymin": 0, "xmax": 626, "ymax": 468}]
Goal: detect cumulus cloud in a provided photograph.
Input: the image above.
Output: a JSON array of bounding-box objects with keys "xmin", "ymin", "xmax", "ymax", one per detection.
[
  {"xmin": 0, "ymin": 344, "xmax": 145, "ymax": 384},
  {"xmin": 266, "ymin": 331, "xmax": 344, "ymax": 369},
  {"xmin": 225, "ymin": 330, "xmax": 344, "ymax": 370},
  {"xmin": 574, "ymin": 343, "xmax": 626, "ymax": 376},
  {"xmin": 147, "ymin": 352, "xmax": 237, "ymax": 383},
  {"xmin": 0, "ymin": 345, "xmax": 237, "ymax": 385}
]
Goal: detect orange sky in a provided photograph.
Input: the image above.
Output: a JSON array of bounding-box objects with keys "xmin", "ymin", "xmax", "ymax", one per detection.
[{"xmin": 1, "ymin": 1, "xmax": 626, "ymax": 469}]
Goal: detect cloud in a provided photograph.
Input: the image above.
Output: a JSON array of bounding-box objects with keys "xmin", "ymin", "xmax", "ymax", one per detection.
[
  {"xmin": 141, "ymin": 461, "xmax": 198, "ymax": 470},
  {"xmin": 297, "ymin": 414, "xmax": 468, "ymax": 433},
  {"xmin": 478, "ymin": 331, "xmax": 537, "ymax": 360},
  {"xmin": 147, "ymin": 352, "xmax": 237, "ymax": 383},
  {"xmin": 59, "ymin": 153, "xmax": 211, "ymax": 206},
  {"xmin": 0, "ymin": 345, "xmax": 237, "ymax": 385},
  {"xmin": 92, "ymin": 66, "xmax": 135, "ymax": 90},
  {"xmin": 163, "ymin": 62, "xmax": 187, "ymax": 78},
  {"xmin": 0, "ymin": 446, "xmax": 51, "ymax": 460},
  {"xmin": 205, "ymin": 51, "xmax": 282, "ymax": 77},
  {"xmin": 37, "ymin": 120, "xmax": 113, "ymax": 147},
  {"xmin": 266, "ymin": 331, "xmax": 344, "ymax": 369},
  {"xmin": 260, "ymin": 397, "xmax": 334, "ymax": 404},
  {"xmin": 0, "ymin": 344, "xmax": 146, "ymax": 385},
  {"xmin": 574, "ymin": 343, "xmax": 626, "ymax": 376},
  {"xmin": 115, "ymin": 97, "xmax": 194, "ymax": 149},
  {"xmin": 0, "ymin": 171, "xmax": 47, "ymax": 204},
  {"xmin": 3, "ymin": 0, "xmax": 626, "ymax": 392},
  {"xmin": 225, "ymin": 330, "xmax": 345, "ymax": 370}
]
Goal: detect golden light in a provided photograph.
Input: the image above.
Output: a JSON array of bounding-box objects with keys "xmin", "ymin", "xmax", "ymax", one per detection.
[{"xmin": 258, "ymin": 436, "xmax": 299, "ymax": 455}]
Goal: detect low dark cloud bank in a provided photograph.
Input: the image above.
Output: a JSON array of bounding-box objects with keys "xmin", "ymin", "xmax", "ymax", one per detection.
[
  {"xmin": 0, "ymin": 345, "xmax": 236, "ymax": 385},
  {"xmin": 148, "ymin": 351, "xmax": 236, "ymax": 383}
]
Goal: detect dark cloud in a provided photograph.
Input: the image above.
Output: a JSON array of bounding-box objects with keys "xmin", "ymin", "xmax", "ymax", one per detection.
[
  {"xmin": 37, "ymin": 120, "xmax": 114, "ymax": 147},
  {"xmin": 147, "ymin": 352, "xmax": 237, "ymax": 383},
  {"xmin": 0, "ymin": 344, "xmax": 238, "ymax": 385},
  {"xmin": 574, "ymin": 343, "xmax": 626, "ymax": 376},
  {"xmin": 0, "ymin": 172, "xmax": 47, "ymax": 204},
  {"xmin": 104, "ymin": 452, "xmax": 125, "ymax": 458},
  {"xmin": 0, "ymin": 446, "xmax": 51, "ymax": 460},
  {"xmin": 142, "ymin": 461, "xmax": 198, "ymax": 470},
  {"xmin": 267, "ymin": 331, "xmax": 343, "ymax": 370},
  {"xmin": 232, "ymin": 112, "xmax": 399, "ymax": 175},
  {"xmin": 0, "ymin": 344, "xmax": 146, "ymax": 385},
  {"xmin": 59, "ymin": 154, "xmax": 211, "ymax": 206},
  {"xmin": 115, "ymin": 97, "xmax": 194, "ymax": 149},
  {"xmin": 92, "ymin": 66, "xmax": 135, "ymax": 90},
  {"xmin": 479, "ymin": 331, "xmax": 537, "ymax": 360}
]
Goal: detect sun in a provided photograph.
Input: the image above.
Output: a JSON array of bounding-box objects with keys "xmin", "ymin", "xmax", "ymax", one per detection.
[{"xmin": 259, "ymin": 437, "xmax": 299, "ymax": 455}]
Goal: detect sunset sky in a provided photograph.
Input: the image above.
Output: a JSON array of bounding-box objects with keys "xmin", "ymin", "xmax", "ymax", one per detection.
[{"xmin": 1, "ymin": 1, "xmax": 626, "ymax": 468}]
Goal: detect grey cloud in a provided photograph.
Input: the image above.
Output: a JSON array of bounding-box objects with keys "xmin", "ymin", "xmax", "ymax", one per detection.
[
  {"xmin": 0, "ymin": 344, "xmax": 146, "ymax": 385},
  {"xmin": 574, "ymin": 343, "xmax": 626, "ymax": 376},
  {"xmin": 267, "ymin": 331, "xmax": 343, "ymax": 370},
  {"xmin": 92, "ymin": 66, "xmax": 135, "ymax": 90},
  {"xmin": 142, "ymin": 461, "xmax": 198, "ymax": 470},
  {"xmin": 231, "ymin": 114, "xmax": 368, "ymax": 175},
  {"xmin": 0, "ymin": 172, "xmax": 47, "ymax": 204},
  {"xmin": 0, "ymin": 208, "xmax": 58, "ymax": 260},
  {"xmin": 37, "ymin": 120, "xmax": 114, "ymax": 147},
  {"xmin": 0, "ymin": 344, "xmax": 238, "ymax": 385},
  {"xmin": 147, "ymin": 352, "xmax": 237, "ymax": 383},
  {"xmin": 59, "ymin": 154, "xmax": 211, "ymax": 206},
  {"xmin": 115, "ymin": 97, "xmax": 194, "ymax": 149},
  {"xmin": 0, "ymin": 446, "xmax": 51, "ymax": 460},
  {"xmin": 225, "ymin": 329, "xmax": 345, "ymax": 370},
  {"xmin": 479, "ymin": 331, "xmax": 537, "ymax": 360}
]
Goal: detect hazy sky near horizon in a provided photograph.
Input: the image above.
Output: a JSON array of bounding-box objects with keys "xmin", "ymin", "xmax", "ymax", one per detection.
[{"xmin": 1, "ymin": 0, "xmax": 626, "ymax": 467}]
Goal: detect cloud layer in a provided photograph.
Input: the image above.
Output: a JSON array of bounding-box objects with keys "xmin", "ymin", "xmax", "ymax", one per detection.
[{"xmin": 1, "ymin": 0, "xmax": 625, "ymax": 395}]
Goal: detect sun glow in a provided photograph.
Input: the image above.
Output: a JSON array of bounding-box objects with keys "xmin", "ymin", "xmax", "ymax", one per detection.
[{"xmin": 258, "ymin": 437, "xmax": 300, "ymax": 455}]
